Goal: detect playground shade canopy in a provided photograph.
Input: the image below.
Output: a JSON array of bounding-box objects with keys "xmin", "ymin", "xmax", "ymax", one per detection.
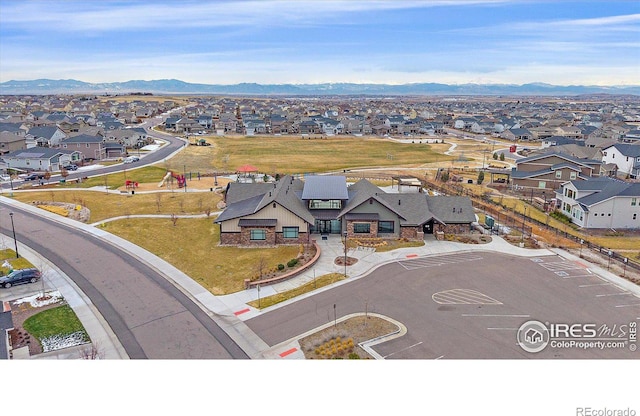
[{"xmin": 237, "ymin": 164, "xmax": 258, "ymax": 173}]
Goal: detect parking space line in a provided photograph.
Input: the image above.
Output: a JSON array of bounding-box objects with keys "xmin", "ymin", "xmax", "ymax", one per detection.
[
  {"xmin": 615, "ymin": 304, "xmax": 640, "ymax": 308},
  {"xmin": 560, "ymin": 274, "xmax": 595, "ymax": 279},
  {"xmin": 382, "ymin": 341, "xmax": 423, "ymax": 359},
  {"xmin": 462, "ymin": 314, "xmax": 529, "ymax": 317},
  {"xmin": 596, "ymin": 293, "xmax": 633, "ymax": 297},
  {"xmin": 579, "ymin": 283, "xmax": 613, "ymax": 287}
]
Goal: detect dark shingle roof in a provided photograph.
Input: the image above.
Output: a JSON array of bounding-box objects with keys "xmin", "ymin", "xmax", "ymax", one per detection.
[{"xmin": 301, "ymin": 175, "xmax": 349, "ymax": 200}]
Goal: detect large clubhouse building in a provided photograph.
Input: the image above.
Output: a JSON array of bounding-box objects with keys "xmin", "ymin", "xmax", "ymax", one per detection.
[{"xmin": 215, "ymin": 175, "xmax": 475, "ymax": 246}]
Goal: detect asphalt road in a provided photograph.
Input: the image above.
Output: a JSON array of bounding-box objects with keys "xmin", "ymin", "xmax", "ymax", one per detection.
[
  {"xmin": 246, "ymin": 251, "xmax": 640, "ymax": 359},
  {"xmin": 0, "ymin": 204, "xmax": 248, "ymax": 359}
]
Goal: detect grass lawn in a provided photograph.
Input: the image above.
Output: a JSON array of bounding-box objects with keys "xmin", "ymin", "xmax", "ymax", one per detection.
[
  {"xmin": 0, "ymin": 249, "xmax": 35, "ymax": 274},
  {"xmin": 102, "ymin": 217, "xmax": 301, "ymax": 294},
  {"xmin": 11, "ymin": 190, "xmax": 222, "ymax": 223},
  {"xmin": 60, "ymin": 165, "xmax": 169, "ymax": 189},
  {"xmin": 247, "ymin": 273, "xmax": 346, "ymax": 309},
  {"xmin": 23, "ymin": 304, "xmax": 89, "ymax": 343},
  {"xmin": 171, "ymin": 136, "xmax": 454, "ymax": 174}
]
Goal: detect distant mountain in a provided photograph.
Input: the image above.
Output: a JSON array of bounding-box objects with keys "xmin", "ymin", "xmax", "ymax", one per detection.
[{"xmin": 1, "ymin": 78, "xmax": 639, "ymax": 96}]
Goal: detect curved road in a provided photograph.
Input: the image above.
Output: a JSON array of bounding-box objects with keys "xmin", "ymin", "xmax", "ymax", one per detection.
[{"xmin": 0, "ymin": 199, "xmax": 249, "ymax": 359}]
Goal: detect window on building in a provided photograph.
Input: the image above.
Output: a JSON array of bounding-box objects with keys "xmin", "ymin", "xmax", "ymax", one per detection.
[
  {"xmin": 353, "ymin": 223, "xmax": 370, "ymax": 233},
  {"xmin": 632, "ymin": 198, "xmax": 637, "ymax": 206},
  {"xmin": 282, "ymin": 227, "xmax": 299, "ymax": 239},
  {"xmin": 555, "ymin": 171, "xmax": 562, "ymax": 179},
  {"xmin": 378, "ymin": 221, "xmax": 394, "ymax": 233},
  {"xmin": 250, "ymin": 229, "xmax": 266, "ymax": 240},
  {"xmin": 570, "ymin": 172, "xmax": 577, "ymax": 180}
]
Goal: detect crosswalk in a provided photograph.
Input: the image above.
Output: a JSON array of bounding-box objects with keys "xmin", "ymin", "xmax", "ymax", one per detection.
[
  {"xmin": 398, "ymin": 252, "xmax": 483, "ymax": 271},
  {"xmin": 432, "ymin": 289, "xmax": 502, "ymax": 305}
]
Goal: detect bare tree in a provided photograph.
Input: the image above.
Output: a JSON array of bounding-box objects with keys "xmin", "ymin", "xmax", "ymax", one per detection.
[
  {"xmin": 255, "ymin": 256, "xmax": 267, "ymax": 280},
  {"xmin": 78, "ymin": 342, "xmax": 104, "ymax": 360},
  {"xmin": 171, "ymin": 213, "xmax": 178, "ymax": 226},
  {"xmin": 204, "ymin": 207, "xmax": 212, "ymax": 217},
  {"xmin": 155, "ymin": 193, "xmax": 163, "ymax": 212}
]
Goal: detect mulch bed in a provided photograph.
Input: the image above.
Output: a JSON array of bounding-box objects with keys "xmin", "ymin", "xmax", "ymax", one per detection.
[{"xmin": 9, "ymin": 297, "xmax": 65, "ymax": 356}]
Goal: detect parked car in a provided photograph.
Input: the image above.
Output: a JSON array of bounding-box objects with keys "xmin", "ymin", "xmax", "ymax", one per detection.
[
  {"xmin": 0, "ymin": 174, "xmax": 10, "ymax": 182},
  {"xmin": 123, "ymin": 156, "xmax": 140, "ymax": 164},
  {"xmin": 0, "ymin": 268, "xmax": 41, "ymax": 288},
  {"xmin": 24, "ymin": 172, "xmax": 46, "ymax": 181},
  {"xmin": 63, "ymin": 164, "xmax": 78, "ymax": 171}
]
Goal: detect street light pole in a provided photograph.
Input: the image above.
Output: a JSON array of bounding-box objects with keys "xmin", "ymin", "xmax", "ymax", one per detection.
[
  {"xmin": 9, "ymin": 212, "xmax": 19, "ymax": 258},
  {"xmin": 183, "ymin": 164, "xmax": 187, "ymax": 193},
  {"xmin": 343, "ymin": 231, "xmax": 348, "ymax": 277}
]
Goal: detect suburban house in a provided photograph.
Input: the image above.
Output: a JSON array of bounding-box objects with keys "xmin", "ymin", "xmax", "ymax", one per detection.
[
  {"xmin": 3, "ymin": 148, "xmax": 82, "ymax": 172},
  {"xmin": 60, "ymin": 134, "xmax": 107, "ymax": 161},
  {"xmin": 0, "ymin": 132, "xmax": 27, "ymax": 155},
  {"xmin": 511, "ymin": 152, "xmax": 602, "ymax": 190},
  {"xmin": 215, "ymin": 175, "xmax": 475, "ymax": 246},
  {"xmin": 600, "ymin": 143, "xmax": 640, "ymax": 179},
  {"xmin": 502, "ymin": 128, "xmax": 533, "ymax": 142},
  {"xmin": 27, "ymin": 126, "xmax": 66, "ymax": 147},
  {"xmin": 555, "ymin": 176, "xmax": 640, "ymax": 229}
]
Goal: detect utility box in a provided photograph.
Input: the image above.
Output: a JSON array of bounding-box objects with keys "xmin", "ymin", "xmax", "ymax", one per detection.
[{"xmin": 485, "ymin": 215, "xmax": 494, "ymax": 229}]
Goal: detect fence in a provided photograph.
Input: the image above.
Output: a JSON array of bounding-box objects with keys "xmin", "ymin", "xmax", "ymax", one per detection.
[{"xmin": 425, "ymin": 178, "xmax": 640, "ymax": 274}]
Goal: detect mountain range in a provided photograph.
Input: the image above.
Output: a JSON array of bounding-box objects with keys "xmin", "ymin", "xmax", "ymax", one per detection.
[{"xmin": 1, "ymin": 78, "xmax": 639, "ymax": 96}]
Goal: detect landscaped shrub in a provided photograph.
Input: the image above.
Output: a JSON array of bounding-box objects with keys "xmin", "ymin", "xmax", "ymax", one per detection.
[
  {"xmin": 287, "ymin": 258, "xmax": 298, "ymax": 268},
  {"xmin": 277, "ymin": 263, "xmax": 285, "ymax": 271}
]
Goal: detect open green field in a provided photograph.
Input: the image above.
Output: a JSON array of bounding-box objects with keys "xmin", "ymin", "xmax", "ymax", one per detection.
[
  {"xmin": 166, "ymin": 135, "xmax": 454, "ymax": 174},
  {"xmin": 101, "ymin": 217, "xmax": 300, "ymax": 294},
  {"xmin": 60, "ymin": 166, "xmax": 169, "ymax": 189}
]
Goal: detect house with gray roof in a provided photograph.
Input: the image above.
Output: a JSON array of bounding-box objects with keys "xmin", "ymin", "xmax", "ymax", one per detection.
[
  {"xmin": 601, "ymin": 143, "xmax": 640, "ymax": 179},
  {"xmin": 216, "ymin": 175, "xmax": 475, "ymax": 246},
  {"xmin": 556, "ymin": 176, "xmax": 640, "ymax": 229},
  {"xmin": 2, "ymin": 147, "xmax": 81, "ymax": 172},
  {"xmin": 511, "ymin": 152, "xmax": 602, "ymax": 190},
  {"xmin": 60, "ymin": 134, "xmax": 107, "ymax": 161},
  {"xmin": 27, "ymin": 126, "xmax": 66, "ymax": 147}
]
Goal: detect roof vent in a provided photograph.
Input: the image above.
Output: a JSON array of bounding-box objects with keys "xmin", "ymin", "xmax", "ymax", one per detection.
[
  {"xmin": 398, "ymin": 199, "xmax": 401, "ymax": 205},
  {"xmin": 269, "ymin": 191, "xmax": 272, "ymax": 197}
]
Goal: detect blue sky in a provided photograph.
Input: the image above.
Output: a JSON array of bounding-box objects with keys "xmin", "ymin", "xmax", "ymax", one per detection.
[{"xmin": 0, "ymin": 0, "xmax": 638, "ymax": 86}]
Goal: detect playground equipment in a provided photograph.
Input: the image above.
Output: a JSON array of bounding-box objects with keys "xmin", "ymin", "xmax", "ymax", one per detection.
[
  {"xmin": 125, "ymin": 180, "xmax": 139, "ymax": 190},
  {"xmin": 158, "ymin": 170, "xmax": 187, "ymax": 188}
]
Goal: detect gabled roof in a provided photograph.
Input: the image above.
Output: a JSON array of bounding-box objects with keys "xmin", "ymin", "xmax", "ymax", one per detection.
[
  {"xmin": 516, "ymin": 152, "xmax": 600, "ymax": 167},
  {"xmin": 4, "ymin": 147, "xmax": 77, "ymax": 159},
  {"xmin": 62, "ymin": 134, "xmax": 103, "ymax": 144},
  {"xmin": 216, "ymin": 175, "xmax": 315, "ymax": 225},
  {"xmin": 570, "ymin": 177, "xmax": 640, "ymax": 207},
  {"xmin": 27, "ymin": 126, "xmax": 62, "ymax": 139},
  {"xmin": 603, "ymin": 143, "xmax": 640, "ymax": 158}
]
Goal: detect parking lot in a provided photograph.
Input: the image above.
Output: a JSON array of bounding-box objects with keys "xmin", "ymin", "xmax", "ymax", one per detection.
[{"xmin": 247, "ymin": 251, "xmax": 640, "ymax": 359}]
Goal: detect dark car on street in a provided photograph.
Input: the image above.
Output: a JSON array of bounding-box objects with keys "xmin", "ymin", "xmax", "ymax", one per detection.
[
  {"xmin": 0, "ymin": 268, "xmax": 41, "ymax": 288},
  {"xmin": 24, "ymin": 172, "xmax": 46, "ymax": 181}
]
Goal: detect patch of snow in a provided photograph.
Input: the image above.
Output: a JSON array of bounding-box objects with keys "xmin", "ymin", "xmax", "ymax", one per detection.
[
  {"xmin": 41, "ymin": 331, "xmax": 89, "ymax": 352},
  {"xmin": 12, "ymin": 290, "xmax": 64, "ymax": 308},
  {"xmin": 140, "ymin": 144, "xmax": 160, "ymax": 151}
]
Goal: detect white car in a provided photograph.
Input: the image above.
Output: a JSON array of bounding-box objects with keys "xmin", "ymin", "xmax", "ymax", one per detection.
[{"xmin": 0, "ymin": 174, "xmax": 11, "ymax": 182}]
